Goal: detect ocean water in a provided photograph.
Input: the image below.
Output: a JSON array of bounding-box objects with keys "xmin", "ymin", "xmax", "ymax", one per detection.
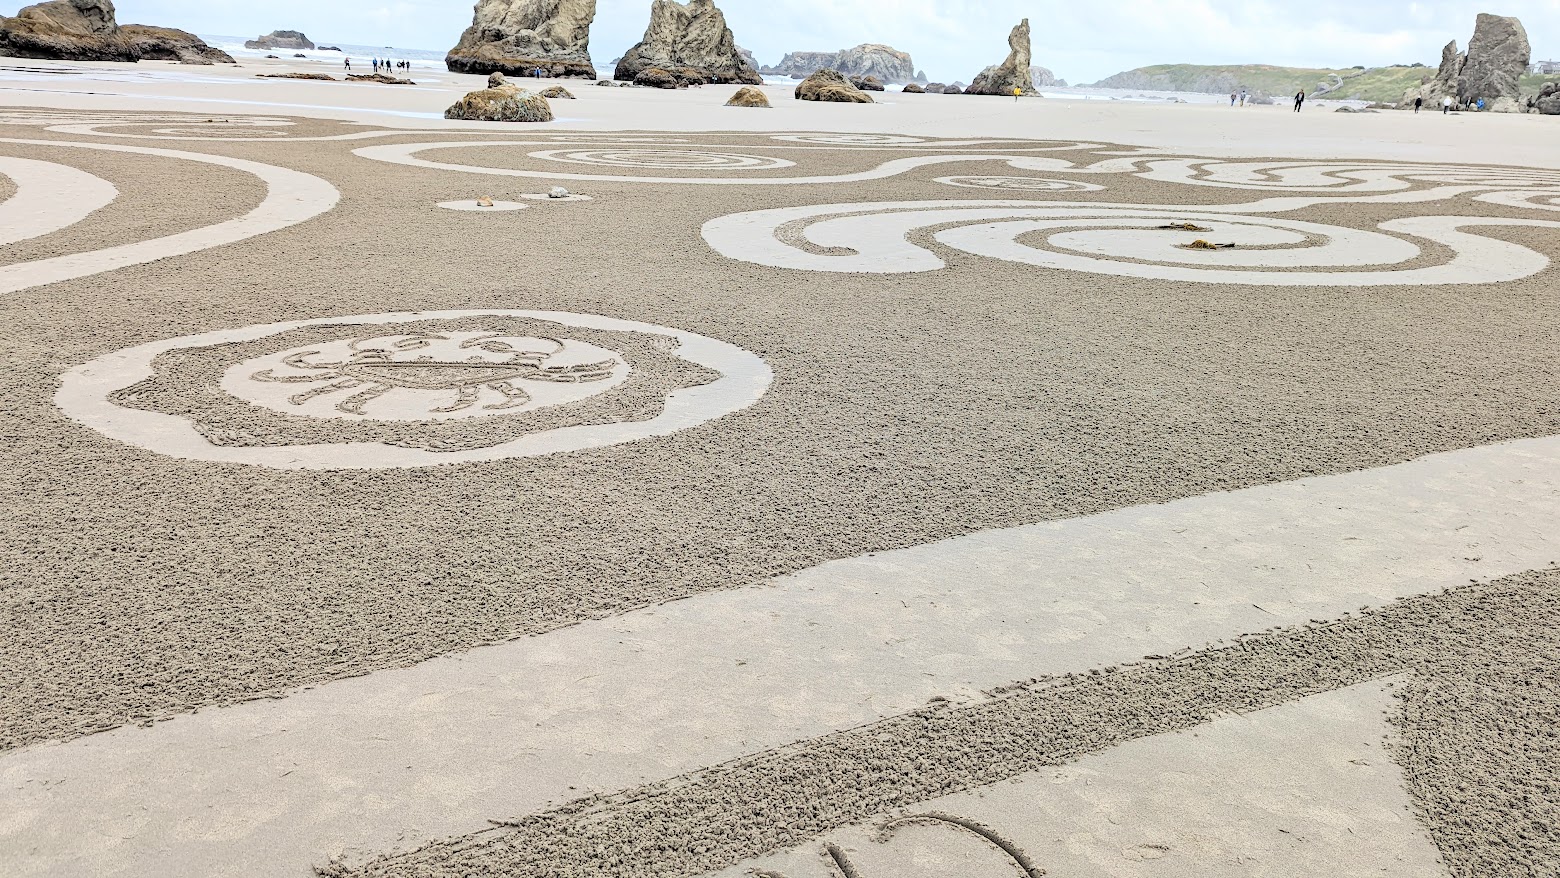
[{"xmin": 199, "ymin": 35, "xmax": 452, "ymax": 71}]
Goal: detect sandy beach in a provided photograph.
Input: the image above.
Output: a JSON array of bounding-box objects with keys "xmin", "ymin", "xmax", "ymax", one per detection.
[{"xmin": 1, "ymin": 49, "xmax": 1558, "ymax": 878}]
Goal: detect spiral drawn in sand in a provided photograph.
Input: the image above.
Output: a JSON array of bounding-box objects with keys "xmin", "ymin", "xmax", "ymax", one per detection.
[
  {"xmin": 702, "ymin": 200, "xmax": 1560, "ymax": 286},
  {"xmin": 0, "ymin": 138, "xmax": 338, "ymax": 295},
  {"xmin": 527, "ymin": 148, "xmax": 796, "ymax": 171},
  {"xmin": 58, "ymin": 310, "xmax": 772, "ymax": 470},
  {"xmin": 772, "ymin": 134, "xmax": 929, "ymax": 145},
  {"xmin": 935, "ymin": 175, "xmax": 1104, "ymax": 193},
  {"xmin": 1116, "ymin": 157, "xmax": 1560, "ymax": 194}
]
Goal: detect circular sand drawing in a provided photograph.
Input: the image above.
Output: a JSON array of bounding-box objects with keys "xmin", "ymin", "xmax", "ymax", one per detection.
[
  {"xmin": 772, "ymin": 134, "xmax": 928, "ymax": 145},
  {"xmin": 935, "ymin": 175, "xmax": 1104, "ymax": 193},
  {"xmin": 438, "ymin": 200, "xmax": 528, "ymax": 211},
  {"xmin": 518, "ymin": 192, "xmax": 593, "ymax": 202},
  {"xmin": 58, "ymin": 310, "xmax": 772, "ymax": 470},
  {"xmin": 225, "ymin": 331, "xmax": 630, "ymax": 421},
  {"xmin": 526, "ymin": 148, "xmax": 795, "ymax": 171}
]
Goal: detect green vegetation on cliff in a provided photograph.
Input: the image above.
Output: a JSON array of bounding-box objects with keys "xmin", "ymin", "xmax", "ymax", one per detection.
[{"xmin": 1088, "ymin": 62, "xmax": 1560, "ymax": 103}]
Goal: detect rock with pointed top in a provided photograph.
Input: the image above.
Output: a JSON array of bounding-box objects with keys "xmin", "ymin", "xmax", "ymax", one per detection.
[
  {"xmin": 446, "ymin": 0, "xmax": 598, "ymax": 79},
  {"xmin": 1458, "ymin": 13, "xmax": 1528, "ymax": 108},
  {"xmin": 966, "ymin": 18, "xmax": 1036, "ymax": 95},
  {"xmin": 614, "ymin": 0, "xmax": 759, "ymax": 84}
]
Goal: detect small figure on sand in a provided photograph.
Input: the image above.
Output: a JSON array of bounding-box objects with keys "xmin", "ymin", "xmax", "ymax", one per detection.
[
  {"xmin": 1443, "ymin": 94, "xmax": 1453, "ymax": 114},
  {"xmin": 1239, "ymin": 89, "xmax": 1248, "ymax": 106},
  {"xmin": 1230, "ymin": 91, "xmax": 1237, "ymax": 106},
  {"xmin": 1014, "ymin": 86, "xmax": 1022, "ymax": 102},
  {"xmin": 344, "ymin": 58, "xmax": 351, "ymax": 71},
  {"xmin": 1293, "ymin": 90, "xmax": 1305, "ymax": 112},
  {"xmin": 1414, "ymin": 95, "xmax": 1423, "ymax": 113}
]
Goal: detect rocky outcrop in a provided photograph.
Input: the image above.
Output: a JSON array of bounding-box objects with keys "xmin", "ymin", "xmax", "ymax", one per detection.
[
  {"xmin": 725, "ymin": 84, "xmax": 768, "ymax": 106},
  {"xmin": 1531, "ymin": 82, "xmax": 1560, "ymax": 114},
  {"xmin": 122, "ymin": 24, "xmax": 234, "ymax": 63},
  {"xmin": 614, "ymin": 0, "xmax": 759, "ymax": 84},
  {"xmin": 944, "ymin": 83, "xmax": 964, "ymax": 95},
  {"xmin": 257, "ymin": 72, "xmax": 335, "ymax": 80},
  {"xmin": 539, "ymin": 84, "xmax": 574, "ymax": 98},
  {"xmin": 0, "ymin": 0, "xmax": 230, "ymax": 63},
  {"xmin": 1458, "ymin": 13, "xmax": 1528, "ymax": 107},
  {"xmin": 967, "ymin": 18, "xmax": 1036, "ymax": 95},
  {"xmin": 444, "ymin": 83, "xmax": 554, "ymax": 120},
  {"xmin": 735, "ymin": 44, "xmax": 756, "ymax": 69},
  {"xmin": 763, "ymin": 44, "xmax": 917, "ymax": 84},
  {"xmin": 850, "ymin": 74, "xmax": 884, "ymax": 91},
  {"xmin": 1399, "ymin": 39, "xmax": 1463, "ymax": 108},
  {"xmin": 245, "ymin": 30, "xmax": 314, "ymax": 50},
  {"xmin": 446, "ymin": 0, "xmax": 597, "ymax": 79},
  {"xmin": 901, "ymin": 82, "xmax": 924, "ymax": 93},
  {"xmin": 1030, "ymin": 65, "xmax": 1065, "ymax": 87},
  {"xmin": 794, "ymin": 67, "xmax": 872, "ymax": 103},
  {"xmin": 347, "ymin": 73, "xmax": 415, "ymax": 84},
  {"xmin": 923, "ymin": 82, "xmax": 945, "ymax": 93}
]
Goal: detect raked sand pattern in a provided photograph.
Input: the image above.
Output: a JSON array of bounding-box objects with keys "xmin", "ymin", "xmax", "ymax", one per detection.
[{"xmin": 1, "ymin": 104, "xmax": 1558, "ymax": 878}]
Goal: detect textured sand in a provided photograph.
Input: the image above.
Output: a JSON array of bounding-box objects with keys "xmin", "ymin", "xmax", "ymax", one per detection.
[{"xmin": 1, "ymin": 79, "xmax": 1559, "ymax": 877}]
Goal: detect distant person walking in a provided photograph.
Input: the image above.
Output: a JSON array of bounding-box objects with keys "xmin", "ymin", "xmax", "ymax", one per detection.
[
  {"xmin": 1294, "ymin": 90, "xmax": 1305, "ymax": 112},
  {"xmin": 1230, "ymin": 91, "xmax": 1237, "ymax": 106},
  {"xmin": 1443, "ymin": 94, "xmax": 1453, "ymax": 114},
  {"xmin": 1414, "ymin": 96, "xmax": 1422, "ymax": 113},
  {"xmin": 1240, "ymin": 89, "xmax": 1248, "ymax": 106},
  {"xmin": 344, "ymin": 58, "xmax": 351, "ymax": 71},
  {"xmin": 1014, "ymin": 86, "xmax": 1022, "ymax": 102}
]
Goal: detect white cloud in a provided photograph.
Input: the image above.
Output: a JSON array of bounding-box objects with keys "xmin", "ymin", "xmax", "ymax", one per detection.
[{"xmin": 111, "ymin": 0, "xmax": 1560, "ymax": 83}]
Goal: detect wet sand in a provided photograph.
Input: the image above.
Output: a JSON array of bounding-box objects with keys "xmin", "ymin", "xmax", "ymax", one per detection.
[{"xmin": 0, "ymin": 63, "xmax": 1557, "ymax": 877}]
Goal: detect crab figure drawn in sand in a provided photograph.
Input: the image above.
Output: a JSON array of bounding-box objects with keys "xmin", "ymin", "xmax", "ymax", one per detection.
[{"xmin": 249, "ymin": 332, "xmax": 619, "ymax": 416}]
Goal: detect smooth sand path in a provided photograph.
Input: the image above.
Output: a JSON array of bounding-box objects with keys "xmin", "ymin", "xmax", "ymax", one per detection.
[
  {"xmin": 717, "ymin": 681, "xmax": 1442, "ymax": 878},
  {"xmin": 2, "ymin": 430, "xmax": 1554, "ymax": 876},
  {"xmin": 0, "ymin": 155, "xmax": 116, "ymax": 245}
]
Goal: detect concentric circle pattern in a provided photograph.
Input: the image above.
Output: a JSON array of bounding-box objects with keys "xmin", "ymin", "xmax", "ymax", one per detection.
[
  {"xmin": 935, "ymin": 175, "xmax": 1105, "ymax": 193},
  {"xmin": 525, "ymin": 148, "xmax": 796, "ymax": 171}
]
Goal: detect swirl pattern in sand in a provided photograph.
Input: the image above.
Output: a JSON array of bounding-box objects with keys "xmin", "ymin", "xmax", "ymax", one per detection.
[
  {"xmin": 935, "ymin": 175, "xmax": 1105, "ymax": 193},
  {"xmin": 702, "ymin": 200, "xmax": 1560, "ymax": 285},
  {"xmin": 526, "ymin": 148, "xmax": 796, "ymax": 171}
]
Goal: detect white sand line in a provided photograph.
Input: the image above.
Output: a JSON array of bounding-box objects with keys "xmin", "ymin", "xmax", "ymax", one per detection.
[
  {"xmin": 54, "ymin": 310, "xmax": 772, "ymax": 469},
  {"xmin": 0, "ymin": 155, "xmax": 116, "ymax": 246},
  {"xmin": 716, "ymin": 681, "xmax": 1442, "ymax": 878},
  {"xmin": 352, "ymin": 143, "xmax": 1080, "ymax": 185},
  {"xmin": 934, "ymin": 174, "xmax": 1105, "ymax": 192},
  {"xmin": 0, "ymin": 139, "xmax": 338, "ymax": 296},
  {"xmin": 702, "ymin": 200, "xmax": 1560, "ymax": 284},
  {"xmin": 3, "ymin": 431, "xmax": 1557, "ymax": 876},
  {"xmin": 1095, "ymin": 156, "xmax": 1560, "ymax": 192}
]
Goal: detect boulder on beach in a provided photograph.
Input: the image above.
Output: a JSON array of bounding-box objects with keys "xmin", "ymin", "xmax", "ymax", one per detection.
[
  {"xmin": 901, "ymin": 82, "xmax": 924, "ymax": 93},
  {"xmin": 488, "ymin": 71, "xmax": 507, "ymax": 88},
  {"xmin": 794, "ymin": 67, "xmax": 873, "ymax": 103},
  {"xmin": 0, "ymin": 0, "xmax": 233, "ymax": 63},
  {"xmin": 444, "ymin": 83, "xmax": 554, "ymax": 121},
  {"xmin": 632, "ymin": 66, "xmax": 678, "ymax": 88},
  {"xmin": 257, "ymin": 72, "xmax": 336, "ymax": 81},
  {"xmin": 346, "ymin": 72, "xmax": 415, "ymax": 84},
  {"xmin": 943, "ymin": 83, "xmax": 964, "ymax": 95},
  {"xmin": 446, "ymin": 0, "xmax": 598, "ymax": 79},
  {"xmin": 245, "ymin": 30, "xmax": 314, "ymax": 51},
  {"xmin": 539, "ymin": 84, "xmax": 575, "ymax": 98},
  {"xmin": 966, "ymin": 18, "xmax": 1037, "ymax": 95},
  {"xmin": 850, "ymin": 74, "xmax": 884, "ymax": 91},
  {"xmin": 764, "ymin": 44, "xmax": 917, "ymax": 84},
  {"xmin": 614, "ymin": 0, "xmax": 760, "ymax": 85},
  {"xmin": 1458, "ymin": 13, "xmax": 1528, "ymax": 109},
  {"xmin": 923, "ymin": 82, "xmax": 946, "ymax": 93},
  {"xmin": 725, "ymin": 84, "xmax": 769, "ymax": 106},
  {"xmin": 1531, "ymin": 81, "xmax": 1560, "ymax": 114}
]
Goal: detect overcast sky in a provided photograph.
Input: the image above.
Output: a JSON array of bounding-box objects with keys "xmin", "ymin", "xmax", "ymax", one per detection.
[{"xmin": 110, "ymin": 0, "xmax": 1557, "ymax": 83}]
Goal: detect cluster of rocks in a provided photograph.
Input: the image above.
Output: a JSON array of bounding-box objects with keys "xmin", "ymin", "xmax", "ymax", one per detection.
[
  {"xmin": 0, "ymin": 0, "xmax": 233, "ymax": 64},
  {"xmin": 762, "ymin": 44, "xmax": 922, "ymax": 84},
  {"xmin": 1399, "ymin": 14, "xmax": 1530, "ymax": 113},
  {"xmin": 244, "ymin": 30, "xmax": 313, "ymax": 51},
  {"xmin": 794, "ymin": 68, "xmax": 872, "ymax": 103},
  {"xmin": 918, "ymin": 82, "xmax": 967, "ymax": 95}
]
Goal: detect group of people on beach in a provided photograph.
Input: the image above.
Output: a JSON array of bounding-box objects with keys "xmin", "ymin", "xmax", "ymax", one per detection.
[
  {"xmin": 342, "ymin": 58, "xmax": 411, "ymax": 74},
  {"xmin": 1228, "ymin": 89, "xmax": 1250, "ymax": 106}
]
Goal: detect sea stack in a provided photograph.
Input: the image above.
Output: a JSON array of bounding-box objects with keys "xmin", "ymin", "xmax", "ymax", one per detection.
[
  {"xmin": 764, "ymin": 44, "xmax": 918, "ymax": 84},
  {"xmin": 446, "ymin": 0, "xmax": 598, "ymax": 79},
  {"xmin": 614, "ymin": 0, "xmax": 760, "ymax": 85},
  {"xmin": 245, "ymin": 30, "xmax": 315, "ymax": 50},
  {"xmin": 0, "ymin": 0, "xmax": 233, "ymax": 63},
  {"xmin": 1458, "ymin": 13, "xmax": 1528, "ymax": 111},
  {"xmin": 966, "ymin": 18, "xmax": 1037, "ymax": 95},
  {"xmin": 794, "ymin": 68, "xmax": 873, "ymax": 103}
]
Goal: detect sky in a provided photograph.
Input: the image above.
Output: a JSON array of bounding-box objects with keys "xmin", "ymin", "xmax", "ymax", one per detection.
[{"xmin": 109, "ymin": 0, "xmax": 1560, "ymax": 84}]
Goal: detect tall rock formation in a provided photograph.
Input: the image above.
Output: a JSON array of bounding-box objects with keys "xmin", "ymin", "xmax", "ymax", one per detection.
[
  {"xmin": 614, "ymin": 0, "xmax": 759, "ymax": 84},
  {"xmin": 446, "ymin": 0, "xmax": 597, "ymax": 79},
  {"xmin": 245, "ymin": 30, "xmax": 315, "ymax": 51},
  {"xmin": 966, "ymin": 18, "xmax": 1036, "ymax": 95},
  {"xmin": 1399, "ymin": 39, "xmax": 1463, "ymax": 108},
  {"xmin": 764, "ymin": 44, "xmax": 917, "ymax": 84},
  {"xmin": 1458, "ymin": 12, "xmax": 1528, "ymax": 109},
  {"xmin": 0, "ymin": 0, "xmax": 231, "ymax": 63}
]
